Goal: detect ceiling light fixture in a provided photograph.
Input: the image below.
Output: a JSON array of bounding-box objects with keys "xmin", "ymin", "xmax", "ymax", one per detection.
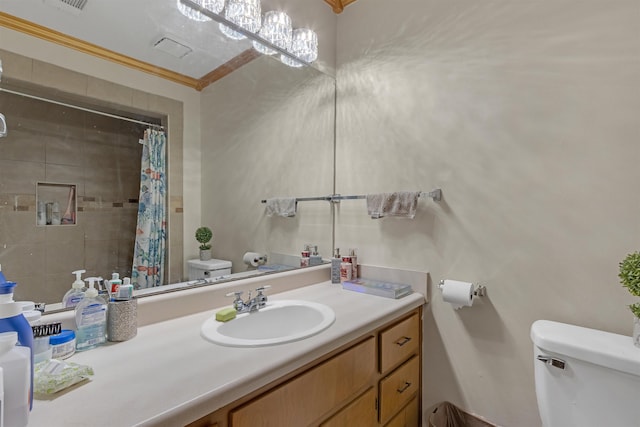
[
  {"xmin": 219, "ymin": 0, "xmax": 261, "ymax": 40},
  {"xmin": 280, "ymin": 28, "xmax": 318, "ymax": 68},
  {"xmin": 176, "ymin": 0, "xmax": 319, "ymax": 67},
  {"xmin": 177, "ymin": 0, "xmax": 225, "ymax": 22},
  {"xmin": 252, "ymin": 11, "xmax": 292, "ymax": 55}
]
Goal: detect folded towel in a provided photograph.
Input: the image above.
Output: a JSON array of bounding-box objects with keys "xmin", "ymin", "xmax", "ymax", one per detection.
[
  {"xmin": 366, "ymin": 191, "xmax": 421, "ymax": 219},
  {"xmin": 265, "ymin": 198, "xmax": 297, "ymax": 217}
]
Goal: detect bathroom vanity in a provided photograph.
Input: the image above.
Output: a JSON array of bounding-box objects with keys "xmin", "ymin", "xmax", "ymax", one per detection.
[
  {"xmin": 27, "ymin": 266, "xmax": 426, "ymax": 426},
  {"xmin": 190, "ymin": 307, "xmax": 421, "ymax": 427}
]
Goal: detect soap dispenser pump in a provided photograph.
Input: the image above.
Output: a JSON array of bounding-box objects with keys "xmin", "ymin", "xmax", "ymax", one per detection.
[
  {"xmin": 74, "ymin": 277, "xmax": 107, "ymax": 351},
  {"xmin": 62, "ymin": 269, "xmax": 86, "ymax": 308}
]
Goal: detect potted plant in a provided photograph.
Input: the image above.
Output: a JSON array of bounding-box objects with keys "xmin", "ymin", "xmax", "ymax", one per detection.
[
  {"xmin": 195, "ymin": 226, "xmax": 213, "ymax": 261},
  {"xmin": 618, "ymin": 251, "xmax": 640, "ymax": 347}
]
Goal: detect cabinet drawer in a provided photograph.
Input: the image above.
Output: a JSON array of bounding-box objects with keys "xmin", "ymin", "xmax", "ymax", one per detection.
[
  {"xmin": 230, "ymin": 337, "xmax": 375, "ymax": 427},
  {"xmin": 379, "ymin": 355, "xmax": 420, "ymax": 424},
  {"xmin": 321, "ymin": 387, "xmax": 377, "ymax": 427},
  {"xmin": 379, "ymin": 312, "xmax": 419, "ymax": 374}
]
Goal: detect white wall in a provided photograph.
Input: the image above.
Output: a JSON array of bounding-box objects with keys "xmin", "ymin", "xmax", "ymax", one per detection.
[
  {"xmin": 200, "ymin": 56, "xmax": 335, "ymax": 271},
  {"xmin": 335, "ymin": 1, "xmax": 640, "ymax": 425}
]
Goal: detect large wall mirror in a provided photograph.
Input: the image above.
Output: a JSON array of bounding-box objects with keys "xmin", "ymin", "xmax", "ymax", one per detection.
[{"xmin": 0, "ymin": 0, "xmax": 335, "ymax": 309}]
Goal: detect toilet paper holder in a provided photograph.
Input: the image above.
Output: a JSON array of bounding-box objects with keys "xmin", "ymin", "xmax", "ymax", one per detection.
[{"xmin": 438, "ymin": 280, "xmax": 486, "ymax": 297}]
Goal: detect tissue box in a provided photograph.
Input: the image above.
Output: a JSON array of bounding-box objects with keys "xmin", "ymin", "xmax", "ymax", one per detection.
[{"xmin": 342, "ymin": 278, "xmax": 412, "ymax": 299}]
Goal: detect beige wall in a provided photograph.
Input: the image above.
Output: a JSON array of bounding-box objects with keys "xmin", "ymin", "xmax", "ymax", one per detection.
[
  {"xmin": 0, "ymin": 88, "xmax": 144, "ymax": 302},
  {"xmin": 335, "ymin": 1, "xmax": 640, "ymax": 425}
]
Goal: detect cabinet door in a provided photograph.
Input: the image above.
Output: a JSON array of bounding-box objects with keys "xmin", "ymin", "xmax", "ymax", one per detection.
[
  {"xmin": 379, "ymin": 355, "xmax": 420, "ymax": 424},
  {"xmin": 379, "ymin": 312, "xmax": 419, "ymax": 374},
  {"xmin": 384, "ymin": 398, "xmax": 419, "ymax": 427},
  {"xmin": 230, "ymin": 337, "xmax": 375, "ymax": 427},
  {"xmin": 321, "ymin": 387, "xmax": 377, "ymax": 427}
]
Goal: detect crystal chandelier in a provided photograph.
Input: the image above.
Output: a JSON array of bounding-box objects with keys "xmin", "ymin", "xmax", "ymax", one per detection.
[
  {"xmin": 219, "ymin": 0, "xmax": 261, "ymax": 41},
  {"xmin": 252, "ymin": 11, "xmax": 292, "ymax": 55},
  {"xmin": 176, "ymin": 0, "xmax": 225, "ymax": 22},
  {"xmin": 280, "ymin": 28, "xmax": 318, "ymax": 68}
]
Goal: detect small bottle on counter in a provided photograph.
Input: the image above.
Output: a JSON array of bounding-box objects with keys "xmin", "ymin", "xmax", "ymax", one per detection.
[
  {"xmin": 331, "ymin": 248, "xmax": 341, "ymax": 284},
  {"xmin": 349, "ymin": 248, "xmax": 358, "ymax": 279},
  {"xmin": 340, "ymin": 257, "xmax": 352, "ymax": 283}
]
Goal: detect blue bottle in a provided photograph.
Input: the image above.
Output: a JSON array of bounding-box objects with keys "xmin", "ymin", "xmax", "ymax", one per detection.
[{"xmin": 0, "ymin": 281, "xmax": 34, "ymax": 410}]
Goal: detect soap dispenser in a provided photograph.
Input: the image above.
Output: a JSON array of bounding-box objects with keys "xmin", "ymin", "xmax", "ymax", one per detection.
[
  {"xmin": 74, "ymin": 277, "xmax": 107, "ymax": 351},
  {"xmin": 331, "ymin": 248, "xmax": 341, "ymax": 284},
  {"xmin": 62, "ymin": 270, "xmax": 86, "ymax": 308}
]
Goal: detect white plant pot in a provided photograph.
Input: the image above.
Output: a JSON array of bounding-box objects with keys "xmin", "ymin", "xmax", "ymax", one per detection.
[
  {"xmin": 634, "ymin": 316, "xmax": 640, "ymax": 348},
  {"xmin": 199, "ymin": 249, "xmax": 212, "ymax": 261}
]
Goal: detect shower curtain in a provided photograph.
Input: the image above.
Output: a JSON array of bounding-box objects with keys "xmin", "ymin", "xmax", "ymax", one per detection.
[{"xmin": 132, "ymin": 128, "xmax": 167, "ymax": 288}]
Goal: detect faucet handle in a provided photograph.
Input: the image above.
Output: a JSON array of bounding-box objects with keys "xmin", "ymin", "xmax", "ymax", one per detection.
[
  {"xmin": 225, "ymin": 291, "xmax": 244, "ymax": 311},
  {"xmin": 225, "ymin": 291, "xmax": 243, "ymax": 298},
  {"xmin": 255, "ymin": 285, "xmax": 270, "ymax": 307}
]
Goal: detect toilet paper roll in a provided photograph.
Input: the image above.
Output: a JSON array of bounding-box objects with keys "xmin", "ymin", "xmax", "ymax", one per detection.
[
  {"xmin": 441, "ymin": 280, "xmax": 474, "ymax": 309},
  {"xmin": 243, "ymin": 252, "xmax": 265, "ymax": 268}
]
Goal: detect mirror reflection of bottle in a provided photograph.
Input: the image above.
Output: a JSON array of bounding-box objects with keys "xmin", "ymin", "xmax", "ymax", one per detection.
[
  {"xmin": 310, "ymin": 245, "xmax": 322, "ymax": 266},
  {"xmin": 300, "ymin": 244, "xmax": 311, "ymax": 267},
  {"xmin": 37, "ymin": 201, "xmax": 46, "ymax": 226},
  {"xmin": 45, "ymin": 202, "xmax": 53, "ymax": 225},
  {"xmin": 51, "ymin": 202, "xmax": 61, "ymax": 225}
]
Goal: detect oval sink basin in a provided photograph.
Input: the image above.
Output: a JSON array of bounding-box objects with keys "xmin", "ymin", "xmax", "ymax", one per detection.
[{"xmin": 201, "ymin": 300, "xmax": 336, "ymax": 347}]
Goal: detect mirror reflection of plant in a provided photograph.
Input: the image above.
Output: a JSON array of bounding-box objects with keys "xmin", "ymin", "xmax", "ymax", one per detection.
[
  {"xmin": 195, "ymin": 226, "xmax": 213, "ymax": 250},
  {"xmin": 619, "ymin": 251, "xmax": 640, "ymax": 317}
]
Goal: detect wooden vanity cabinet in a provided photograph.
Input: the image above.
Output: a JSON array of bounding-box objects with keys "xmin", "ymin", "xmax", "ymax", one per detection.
[
  {"xmin": 378, "ymin": 311, "xmax": 421, "ymax": 426},
  {"xmin": 187, "ymin": 307, "xmax": 422, "ymax": 427}
]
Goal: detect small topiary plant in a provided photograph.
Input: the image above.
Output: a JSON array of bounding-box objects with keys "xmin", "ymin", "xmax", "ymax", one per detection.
[
  {"xmin": 195, "ymin": 226, "xmax": 213, "ymax": 251},
  {"xmin": 619, "ymin": 251, "xmax": 640, "ymax": 317}
]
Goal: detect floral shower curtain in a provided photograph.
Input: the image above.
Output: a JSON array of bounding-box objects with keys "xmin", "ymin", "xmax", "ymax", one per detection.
[{"xmin": 132, "ymin": 128, "xmax": 167, "ymax": 288}]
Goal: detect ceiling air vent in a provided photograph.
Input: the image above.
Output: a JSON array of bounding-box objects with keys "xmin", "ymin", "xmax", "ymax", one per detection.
[
  {"xmin": 153, "ymin": 37, "xmax": 193, "ymax": 59},
  {"xmin": 42, "ymin": 0, "xmax": 88, "ymax": 15}
]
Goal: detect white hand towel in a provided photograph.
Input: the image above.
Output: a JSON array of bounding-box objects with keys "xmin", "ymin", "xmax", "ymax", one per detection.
[
  {"xmin": 265, "ymin": 198, "xmax": 297, "ymax": 217},
  {"xmin": 366, "ymin": 191, "xmax": 421, "ymax": 219}
]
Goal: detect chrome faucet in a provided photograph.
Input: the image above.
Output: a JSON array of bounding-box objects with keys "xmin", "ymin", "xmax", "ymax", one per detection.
[{"xmin": 226, "ymin": 286, "xmax": 271, "ymax": 313}]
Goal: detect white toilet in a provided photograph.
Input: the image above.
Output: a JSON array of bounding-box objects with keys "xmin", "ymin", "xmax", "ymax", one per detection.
[{"xmin": 530, "ymin": 320, "xmax": 640, "ymax": 427}]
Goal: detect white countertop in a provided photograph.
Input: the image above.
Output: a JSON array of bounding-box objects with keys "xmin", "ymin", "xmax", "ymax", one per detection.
[{"xmin": 28, "ymin": 281, "xmax": 425, "ymax": 427}]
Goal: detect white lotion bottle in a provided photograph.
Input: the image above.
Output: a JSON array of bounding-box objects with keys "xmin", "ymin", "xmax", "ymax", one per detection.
[
  {"xmin": 75, "ymin": 277, "xmax": 107, "ymax": 351},
  {"xmin": 0, "ymin": 331, "xmax": 30, "ymax": 427},
  {"xmin": 62, "ymin": 269, "xmax": 86, "ymax": 308}
]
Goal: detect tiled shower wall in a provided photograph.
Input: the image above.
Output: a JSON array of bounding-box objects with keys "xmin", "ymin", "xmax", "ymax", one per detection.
[
  {"xmin": 0, "ymin": 49, "xmax": 185, "ymax": 306},
  {"xmin": 0, "ymin": 90, "xmax": 148, "ymax": 303}
]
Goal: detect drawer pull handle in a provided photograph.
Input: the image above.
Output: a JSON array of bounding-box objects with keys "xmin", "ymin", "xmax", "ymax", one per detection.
[
  {"xmin": 395, "ymin": 336, "xmax": 411, "ymax": 346},
  {"xmin": 397, "ymin": 381, "xmax": 411, "ymax": 393}
]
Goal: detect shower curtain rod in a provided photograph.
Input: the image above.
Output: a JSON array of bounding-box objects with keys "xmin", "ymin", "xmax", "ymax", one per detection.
[{"xmin": 0, "ymin": 87, "xmax": 163, "ymax": 129}]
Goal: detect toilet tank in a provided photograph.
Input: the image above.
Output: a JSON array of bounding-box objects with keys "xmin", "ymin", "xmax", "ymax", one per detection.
[
  {"xmin": 187, "ymin": 259, "xmax": 232, "ymax": 281},
  {"xmin": 531, "ymin": 320, "xmax": 640, "ymax": 427}
]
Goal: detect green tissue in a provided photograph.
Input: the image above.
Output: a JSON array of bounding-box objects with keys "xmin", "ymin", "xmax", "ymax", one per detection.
[{"xmin": 216, "ymin": 307, "xmax": 237, "ymax": 322}]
